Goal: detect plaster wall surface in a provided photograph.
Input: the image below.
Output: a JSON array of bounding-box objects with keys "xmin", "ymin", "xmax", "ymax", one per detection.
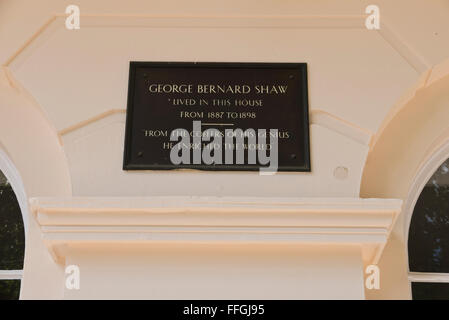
[{"xmin": 63, "ymin": 243, "xmax": 365, "ymax": 300}]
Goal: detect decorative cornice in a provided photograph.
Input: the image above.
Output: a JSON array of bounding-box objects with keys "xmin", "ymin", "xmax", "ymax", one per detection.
[{"xmin": 30, "ymin": 196, "xmax": 402, "ymax": 265}]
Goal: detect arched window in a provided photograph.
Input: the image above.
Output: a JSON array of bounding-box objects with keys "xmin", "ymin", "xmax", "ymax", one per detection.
[
  {"xmin": 408, "ymin": 158, "xmax": 449, "ymax": 299},
  {"xmin": 0, "ymin": 170, "xmax": 25, "ymax": 300}
]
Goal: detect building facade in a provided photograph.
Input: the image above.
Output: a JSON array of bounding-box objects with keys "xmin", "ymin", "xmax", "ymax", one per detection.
[{"xmin": 1, "ymin": 0, "xmax": 449, "ymax": 300}]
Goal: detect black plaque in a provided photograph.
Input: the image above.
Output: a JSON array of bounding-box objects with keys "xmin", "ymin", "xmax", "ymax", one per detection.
[{"xmin": 123, "ymin": 62, "xmax": 310, "ymax": 171}]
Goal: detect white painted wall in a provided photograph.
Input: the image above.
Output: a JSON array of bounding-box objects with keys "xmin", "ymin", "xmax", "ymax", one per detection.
[{"xmin": 64, "ymin": 243, "xmax": 365, "ymax": 300}]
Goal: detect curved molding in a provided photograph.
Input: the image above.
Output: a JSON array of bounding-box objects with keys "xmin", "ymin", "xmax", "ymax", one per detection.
[
  {"xmin": 2, "ymin": 66, "xmax": 64, "ymax": 147},
  {"xmin": 403, "ymin": 137, "xmax": 449, "ymax": 267},
  {"xmin": 0, "ymin": 67, "xmax": 72, "ymax": 197},
  {"xmin": 362, "ymin": 67, "xmax": 449, "ymax": 194},
  {"xmin": 371, "ymin": 57, "xmax": 449, "ymax": 150},
  {"xmin": 426, "ymin": 58, "xmax": 449, "ymax": 87},
  {"xmin": 30, "ymin": 196, "xmax": 402, "ymax": 265}
]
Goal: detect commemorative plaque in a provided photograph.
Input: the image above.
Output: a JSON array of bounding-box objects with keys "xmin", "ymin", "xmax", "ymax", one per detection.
[{"xmin": 123, "ymin": 62, "xmax": 310, "ymax": 171}]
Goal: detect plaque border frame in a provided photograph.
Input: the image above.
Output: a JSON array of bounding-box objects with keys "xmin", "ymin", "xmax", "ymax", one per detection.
[{"xmin": 123, "ymin": 61, "xmax": 311, "ymax": 172}]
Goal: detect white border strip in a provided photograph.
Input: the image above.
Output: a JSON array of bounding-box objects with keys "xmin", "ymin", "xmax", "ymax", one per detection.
[
  {"xmin": 0, "ymin": 270, "xmax": 23, "ymax": 280},
  {"xmin": 409, "ymin": 272, "xmax": 449, "ymax": 283}
]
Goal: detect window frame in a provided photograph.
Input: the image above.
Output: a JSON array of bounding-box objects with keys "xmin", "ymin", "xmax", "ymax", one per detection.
[
  {"xmin": 405, "ymin": 140, "xmax": 449, "ymax": 296},
  {"xmin": 0, "ymin": 150, "xmax": 28, "ymax": 291}
]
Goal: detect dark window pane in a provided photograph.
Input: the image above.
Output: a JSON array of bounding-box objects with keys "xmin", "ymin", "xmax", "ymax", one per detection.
[
  {"xmin": 0, "ymin": 280, "xmax": 21, "ymax": 300},
  {"xmin": 412, "ymin": 282, "xmax": 449, "ymax": 300},
  {"xmin": 409, "ymin": 159, "xmax": 449, "ymax": 272},
  {"xmin": 0, "ymin": 173, "xmax": 25, "ymax": 270}
]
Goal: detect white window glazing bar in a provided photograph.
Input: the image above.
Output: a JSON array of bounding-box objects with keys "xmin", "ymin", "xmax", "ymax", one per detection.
[
  {"xmin": 409, "ymin": 272, "xmax": 449, "ymax": 283},
  {"xmin": 0, "ymin": 270, "xmax": 23, "ymax": 280}
]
